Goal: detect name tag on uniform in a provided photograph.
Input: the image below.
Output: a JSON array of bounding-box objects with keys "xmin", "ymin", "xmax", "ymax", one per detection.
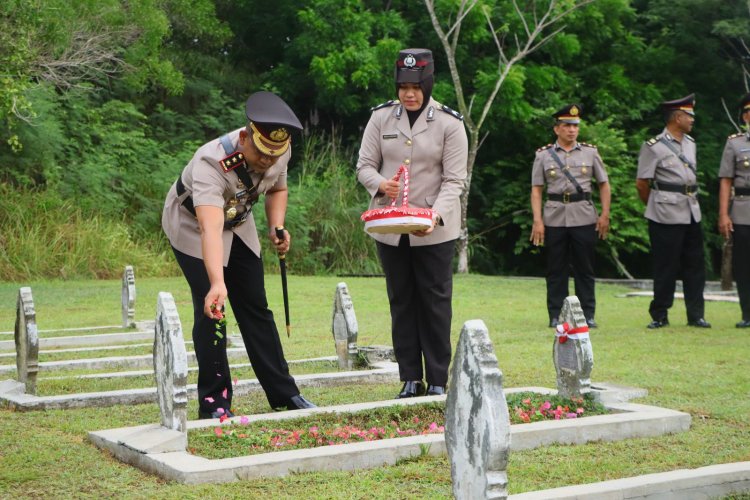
[{"xmin": 382, "ymin": 134, "xmax": 398, "ymax": 139}]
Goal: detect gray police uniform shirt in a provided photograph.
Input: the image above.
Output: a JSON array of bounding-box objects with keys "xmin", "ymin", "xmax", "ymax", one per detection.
[
  {"xmin": 531, "ymin": 142, "xmax": 608, "ymax": 227},
  {"xmin": 637, "ymin": 128, "xmax": 701, "ymax": 224},
  {"xmin": 718, "ymin": 131, "xmax": 750, "ymax": 225},
  {"xmin": 162, "ymin": 128, "xmax": 289, "ymax": 265},
  {"xmin": 357, "ymin": 97, "xmax": 469, "ymax": 247}
]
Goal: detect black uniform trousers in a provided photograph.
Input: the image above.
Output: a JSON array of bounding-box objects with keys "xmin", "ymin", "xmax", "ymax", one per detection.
[
  {"xmin": 172, "ymin": 235, "xmax": 299, "ymax": 413},
  {"xmin": 544, "ymin": 224, "xmax": 597, "ymax": 321},
  {"xmin": 733, "ymin": 224, "xmax": 750, "ymax": 321},
  {"xmin": 376, "ymin": 235, "xmax": 455, "ymax": 387},
  {"xmin": 648, "ymin": 219, "xmax": 706, "ymax": 322}
]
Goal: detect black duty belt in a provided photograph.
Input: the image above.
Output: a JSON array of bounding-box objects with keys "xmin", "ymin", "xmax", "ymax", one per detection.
[
  {"xmin": 735, "ymin": 186, "xmax": 750, "ymax": 196},
  {"xmin": 653, "ymin": 181, "xmax": 698, "ymax": 195},
  {"xmin": 548, "ymin": 192, "xmax": 592, "ymax": 203},
  {"xmin": 175, "ymin": 176, "xmax": 251, "ymax": 229}
]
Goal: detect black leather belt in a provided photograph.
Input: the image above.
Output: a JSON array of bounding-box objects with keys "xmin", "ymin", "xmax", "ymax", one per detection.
[
  {"xmin": 653, "ymin": 181, "xmax": 698, "ymax": 195},
  {"xmin": 735, "ymin": 186, "xmax": 750, "ymax": 196},
  {"xmin": 175, "ymin": 176, "xmax": 249, "ymax": 228},
  {"xmin": 548, "ymin": 192, "xmax": 592, "ymax": 203}
]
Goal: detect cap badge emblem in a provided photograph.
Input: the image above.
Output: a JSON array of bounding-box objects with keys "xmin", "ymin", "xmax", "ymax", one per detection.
[
  {"xmin": 269, "ymin": 128, "xmax": 289, "ymax": 142},
  {"xmin": 570, "ymin": 105, "xmax": 579, "ymax": 116},
  {"xmin": 403, "ymin": 54, "xmax": 416, "ymax": 68}
]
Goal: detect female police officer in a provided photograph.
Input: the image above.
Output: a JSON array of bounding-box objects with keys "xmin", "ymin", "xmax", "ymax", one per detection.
[
  {"xmin": 162, "ymin": 91, "xmax": 315, "ymax": 419},
  {"xmin": 357, "ymin": 49, "xmax": 468, "ymax": 398}
]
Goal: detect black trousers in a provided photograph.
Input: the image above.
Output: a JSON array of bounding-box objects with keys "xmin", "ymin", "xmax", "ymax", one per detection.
[
  {"xmin": 648, "ymin": 219, "xmax": 706, "ymax": 322},
  {"xmin": 376, "ymin": 235, "xmax": 455, "ymax": 386},
  {"xmin": 544, "ymin": 224, "xmax": 597, "ymax": 321},
  {"xmin": 172, "ymin": 235, "xmax": 299, "ymax": 413},
  {"xmin": 733, "ymin": 224, "xmax": 750, "ymax": 321}
]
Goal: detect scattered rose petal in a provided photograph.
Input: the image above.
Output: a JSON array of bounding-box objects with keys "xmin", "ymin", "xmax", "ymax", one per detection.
[
  {"xmin": 240, "ymin": 416, "xmax": 249, "ymax": 425},
  {"xmin": 219, "ymin": 414, "xmax": 228, "ymax": 423},
  {"xmin": 215, "ymin": 408, "xmax": 225, "ymax": 415},
  {"xmin": 222, "ymin": 388, "xmax": 228, "ymax": 399},
  {"xmin": 204, "ymin": 397, "xmax": 215, "ymax": 403},
  {"xmin": 214, "ymin": 427, "xmax": 223, "ymax": 437}
]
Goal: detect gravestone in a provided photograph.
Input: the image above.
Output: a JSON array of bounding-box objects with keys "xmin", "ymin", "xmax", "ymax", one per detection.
[
  {"xmin": 122, "ymin": 265, "xmax": 136, "ymax": 328},
  {"xmin": 553, "ymin": 295, "xmax": 594, "ymax": 399},
  {"xmin": 153, "ymin": 292, "xmax": 188, "ymax": 433},
  {"xmin": 445, "ymin": 319, "xmax": 510, "ymax": 500},
  {"xmin": 331, "ymin": 282, "xmax": 358, "ymax": 370},
  {"xmin": 14, "ymin": 287, "xmax": 39, "ymax": 394}
]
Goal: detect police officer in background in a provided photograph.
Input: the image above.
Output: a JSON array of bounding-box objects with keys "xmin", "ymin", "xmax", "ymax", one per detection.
[
  {"xmin": 718, "ymin": 92, "xmax": 750, "ymax": 328},
  {"xmin": 636, "ymin": 94, "xmax": 711, "ymax": 329},
  {"xmin": 530, "ymin": 104, "xmax": 611, "ymax": 329},
  {"xmin": 357, "ymin": 48, "xmax": 468, "ymax": 399},
  {"xmin": 162, "ymin": 91, "xmax": 316, "ymax": 419}
]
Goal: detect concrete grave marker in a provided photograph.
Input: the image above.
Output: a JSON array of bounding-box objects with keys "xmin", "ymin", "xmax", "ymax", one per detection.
[
  {"xmin": 14, "ymin": 287, "xmax": 39, "ymax": 394},
  {"xmin": 332, "ymin": 282, "xmax": 358, "ymax": 370},
  {"xmin": 446, "ymin": 319, "xmax": 510, "ymax": 500},
  {"xmin": 553, "ymin": 296, "xmax": 594, "ymax": 399},
  {"xmin": 153, "ymin": 292, "xmax": 188, "ymax": 433},
  {"xmin": 122, "ymin": 265, "xmax": 136, "ymax": 328}
]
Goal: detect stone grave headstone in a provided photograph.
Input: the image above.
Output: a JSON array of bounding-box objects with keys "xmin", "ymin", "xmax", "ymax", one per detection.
[
  {"xmin": 122, "ymin": 265, "xmax": 136, "ymax": 328},
  {"xmin": 553, "ymin": 295, "xmax": 594, "ymax": 399},
  {"xmin": 153, "ymin": 292, "xmax": 188, "ymax": 433},
  {"xmin": 14, "ymin": 287, "xmax": 39, "ymax": 395},
  {"xmin": 445, "ymin": 319, "xmax": 510, "ymax": 500},
  {"xmin": 332, "ymin": 282, "xmax": 358, "ymax": 370}
]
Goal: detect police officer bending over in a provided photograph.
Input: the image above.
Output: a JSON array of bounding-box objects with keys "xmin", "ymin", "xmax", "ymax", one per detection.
[
  {"xmin": 530, "ymin": 104, "xmax": 611, "ymax": 329},
  {"xmin": 162, "ymin": 91, "xmax": 316, "ymax": 419},
  {"xmin": 636, "ymin": 94, "xmax": 711, "ymax": 329}
]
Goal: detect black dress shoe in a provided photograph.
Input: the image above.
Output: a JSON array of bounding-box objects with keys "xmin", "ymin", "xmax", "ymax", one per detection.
[
  {"xmin": 285, "ymin": 394, "xmax": 317, "ymax": 410},
  {"xmin": 549, "ymin": 318, "xmax": 560, "ymax": 328},
  {"xmin": 736, "ymin": 320, "xmax": 750, "ymax": 328},
  {"xmin": 586, "ymin": 318, "xmax": 598, "ymax": 329},
  {"xmin": 688, "ymin": 318, "xmax": 711, "ymax": 328},
  {"xmin": 647, "ymin": 318, "xmax": 669, "ymax": 329},
  {"xmin": 397, "ymin": 381, "xmax": 425, "ymax": 399},
  {"xmin": 198, "ymin": 408, "xmax": 234, "ymax": 420},
  {"xmin": 426, "ymin": 385, "xmax": 445, "ymax": 396}
]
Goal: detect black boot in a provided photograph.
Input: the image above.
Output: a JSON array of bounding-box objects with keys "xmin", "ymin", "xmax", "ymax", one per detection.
[{"xmin": 397, "ymin": 381, "xmax": 425, "ymax": 398}]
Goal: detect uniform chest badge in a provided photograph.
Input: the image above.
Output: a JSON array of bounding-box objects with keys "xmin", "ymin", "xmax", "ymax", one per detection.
[
  {"xmin": 549, "ymin": 169, "xmax": 557, "ymax": 177},
  {"xmin": 219, "ymin": 152, "xmax": 246, "ymax": 173},
  {"xmin": 581, "ymin": 166, "xmax": 588, "ymax": 174},
  {"xmin": 744, "ymin": 160, "xmax": 749, "ymax": 168}
]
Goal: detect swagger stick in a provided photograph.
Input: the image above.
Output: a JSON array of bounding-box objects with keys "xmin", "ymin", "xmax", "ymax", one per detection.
[{"xmin": 275, "ymin": 226, "xmax": 291, "ymax": 337}]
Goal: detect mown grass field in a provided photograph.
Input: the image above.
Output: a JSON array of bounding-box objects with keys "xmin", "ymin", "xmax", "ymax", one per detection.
[{"xmin": 0, "ymin": 274, "xmax": 748, "ymax": 498}]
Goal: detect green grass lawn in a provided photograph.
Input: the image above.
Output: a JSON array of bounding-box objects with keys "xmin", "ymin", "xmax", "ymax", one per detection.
[{"xmin": 0, "ymin": 274, "xmax": 748, "ymax": 498}]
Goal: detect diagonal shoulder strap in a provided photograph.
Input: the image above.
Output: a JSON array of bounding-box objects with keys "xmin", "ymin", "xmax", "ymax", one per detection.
[
  {"xmin": 548, "ymin": 148, "xmax": 584, "ymax": 194},
  {"xmin": 658, "ymin": 136, "xmax": 696, "ymax": 175}
]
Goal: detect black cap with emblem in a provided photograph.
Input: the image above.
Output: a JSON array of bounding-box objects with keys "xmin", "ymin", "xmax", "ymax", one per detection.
[
  {"xmin": 394, "ymin": 48, "xmax": 435, "ymax": 112},
  {"xmin": 553, "ymin": 104, "xmax": 582, "ymax": 124},
  {"xmin": 245, "ymin": 91, "xmax": 303, "ymax": 157},
  {"xmin": 660, "ymin": 93, "xmax": 695, "ymax": 119}
]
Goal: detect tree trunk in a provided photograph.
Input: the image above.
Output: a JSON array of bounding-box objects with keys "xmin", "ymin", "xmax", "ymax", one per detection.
[
  {"xmin": 721, "ymin": 236, "xmax": 733, "ymax": 291},
  {"xmin": 456, "ymin": 132, "xmax": 479, "ymax": 273}
]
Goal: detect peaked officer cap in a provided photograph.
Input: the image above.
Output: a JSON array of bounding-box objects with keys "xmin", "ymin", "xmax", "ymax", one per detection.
[
  {"xmin": 660, "ymin": 93, "xmax": 695, "ymax": 116},
  {"xmin": 553, "ymin": 104, "xmax": 582, "ymax": 124},
  {"xmin": 245, "ymin": 91, "xmax": 303, "ymax": 157},
  {"xmin": 395, "ymin": 49, "xmax": 434, "ymax": 84},
  {"xmin": 741, "ymin": 92, "xmax": 750, "ymax": 112}
]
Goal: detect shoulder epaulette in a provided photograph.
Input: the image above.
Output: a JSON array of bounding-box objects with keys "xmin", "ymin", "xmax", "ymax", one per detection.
[
  {"xmin": 728, "ymin": 132, "xmax": 744, "ymax": 139},
  {"xmin": 646, "ymin": 137, "xmax": 658, "ymax": 146},
  {"xmin": 580, "ymin": 142, "xmax": 597, "ymax": 149},
  {"xmin": 370, "ymin": 100, "xmax": 398, "ymax": 112},
  {"xmin": 219, "ymin": 151, "xmax": 246, "ymax": 173},
  {"xmin": 684, "ymin": 134, "xmax": 695, "ymax": 142},
  {"xmin": 440, "ymin": 104, "xmax": 463, "ymax": 120},
  {"xmin": 536, "ymin": 144, "xmax": 553, "ymax": 153}
]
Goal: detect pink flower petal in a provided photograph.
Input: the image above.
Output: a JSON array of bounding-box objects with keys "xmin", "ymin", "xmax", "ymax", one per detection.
[
  {"xmin": 222, "ymin": 388, "xmax": 228, "ymax": 399},
  {"xmin": 215, "ymin": 407, "xmax": 225, "ymax": 415},
  {"xmin": 240, "ymin": 416, "xmax": 249, "ymax": 425},
  {"xmin": 204, "ymin": 397, "xmax": 215, "ymax": 403},
  {"xmin": 214, "ymin": 427, "xmax": 223, "ymax": 437}
]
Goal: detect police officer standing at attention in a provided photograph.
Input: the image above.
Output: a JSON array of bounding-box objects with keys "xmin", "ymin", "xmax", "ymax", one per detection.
[
  {"xmin": 357, "ymin": 48, "xmax": 468, "ymax": 399},
  {"xmin": 530, "ymin": 104, "xmax": 611, "ymax": 329},
  {"xmin": 718, "ymin": 92, "xmax": 750, "ymax": 328},
  {"xmin": 162, "ymin": 91, "xmax": 316, "ymax": 419},
  {"xmin": 636, "ymin": 94, "xmax": 711, "ymax": 329}
]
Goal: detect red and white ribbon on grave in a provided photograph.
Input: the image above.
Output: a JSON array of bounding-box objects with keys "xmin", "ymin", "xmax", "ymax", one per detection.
[{"xmin": 555, "ymin": 322, "xmax": 589, "ymax": 344}]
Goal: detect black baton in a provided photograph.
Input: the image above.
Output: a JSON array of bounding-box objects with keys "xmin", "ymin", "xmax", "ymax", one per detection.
[{"xmin": 275, "ymin": 226, "xmax": 291, "ymax": 338}]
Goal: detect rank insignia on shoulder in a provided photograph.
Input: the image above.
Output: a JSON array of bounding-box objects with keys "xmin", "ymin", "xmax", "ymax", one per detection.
[
  {"xmin": 684, "ymin": 134, "xmax": 695, "ymax": 142},
  {"xmin": 580, "ymin": 142, "xmax": 597, "ymax": 148},
  {"xmin": 646, "ymin": 137, "xmax": 658, "ymax": 146},
  {"xmin": 371, "ymin": 100, "xmax": 398, "ymax": 112},
  {"xmin": 536, "ymin": 144, "xmax": 553, "ymax": 152},
  {"xmin": 219, "ymin": 152, "xmax": 246, "ymax": 173},
  {"xmin": 729, "ymin": 132, "xmax": 744, "ymax": 139},
  {"xmin": 440, "ymin": 104, "xmax": 463, "ymax": 120}
]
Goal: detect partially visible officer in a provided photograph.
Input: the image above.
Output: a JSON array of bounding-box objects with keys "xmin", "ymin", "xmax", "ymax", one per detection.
[
  {"xmin": 162, "ymin": 91, "xmax": 316, "ymax": 419},
  {"xmin": 530, "ymin": 104, "xmax": 611, "ymax": 329},
  {"xmin": 636, "ymin": 94, "xmax": 711, "ymax": 329},
  {"xmin": 718, "ymin": 92, "xmax": 750, "ymax": 328}
]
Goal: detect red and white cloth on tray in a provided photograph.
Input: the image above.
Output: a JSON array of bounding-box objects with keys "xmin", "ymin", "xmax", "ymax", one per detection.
[{"xmin": 361, "ymin": 164, "xmax": 434, "ymax": 234}]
